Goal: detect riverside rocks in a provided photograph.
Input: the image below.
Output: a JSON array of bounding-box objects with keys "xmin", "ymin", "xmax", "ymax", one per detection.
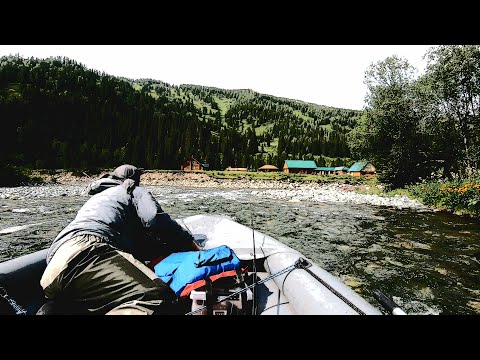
[
  {"xmin": 123, "ymin": 172, "xmax": 426, "ymax": 209},
  {"xmin": 1, "ymin": 171, "xmax": 427, "ymax": 210}
]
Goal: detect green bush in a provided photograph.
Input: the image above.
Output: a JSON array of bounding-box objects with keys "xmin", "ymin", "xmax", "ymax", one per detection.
[
  {"xmin": 407, "ymin": 180, "xmax": 480, "ymax": 216},
  {"xmin": 0, "ymin": 164, "xmax": 32, "ymax": 186}
]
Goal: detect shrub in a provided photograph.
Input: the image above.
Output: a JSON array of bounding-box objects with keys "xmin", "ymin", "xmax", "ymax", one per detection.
[{"xmin": 407, "ymin": 180, "xmax": 480, "ymax": 216}]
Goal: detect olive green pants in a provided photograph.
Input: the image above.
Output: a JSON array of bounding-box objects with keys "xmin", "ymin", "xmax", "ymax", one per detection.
[{"xmin": 40, "ymin": 234, "xmax": 175, "ymax": 315}]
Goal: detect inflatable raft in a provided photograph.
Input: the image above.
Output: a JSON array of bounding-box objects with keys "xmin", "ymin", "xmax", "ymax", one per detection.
[{"xmin": 0, "ymin": 214, "xmax": 387, "ymax": 315}]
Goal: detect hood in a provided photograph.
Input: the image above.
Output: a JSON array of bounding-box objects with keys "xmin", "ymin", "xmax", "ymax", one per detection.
[
  {"xmin": 110, "ymin": 164, "xmax": 143, "ymax": 183},
  {"xmin": 87, "ymin": 164, "xmax": 143, "ymax": 195}
]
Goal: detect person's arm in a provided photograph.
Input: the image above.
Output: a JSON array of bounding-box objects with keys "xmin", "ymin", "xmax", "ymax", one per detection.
[
  {"xmin": 87, "ymin": 178, "xmax": 121, "ymax": 195},
  {"xmin": 133, "ymin": 187, "xmax": 195, "ymax": 253}
]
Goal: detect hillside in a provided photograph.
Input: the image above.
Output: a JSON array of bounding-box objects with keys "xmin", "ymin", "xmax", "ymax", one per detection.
[
  {"xmin": 0, "ymin": 55, "xmax": 362, "ymax": 174},
  {"xmin": 133, "ymin": 80, "xmax": 361, "ymax": 164}
]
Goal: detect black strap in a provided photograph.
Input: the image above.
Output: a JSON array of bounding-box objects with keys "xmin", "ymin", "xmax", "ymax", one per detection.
[
  {"xmin": 297, "ymin": 260, "xmax": 367, "ymax": 315},
  {"xmin": 235, "ymin": 268, "xmax": 248, "ymax": 314},
  {"xmin": 0, "ymin": 286, "xmax": 27, "ymax": 315},
  {"xmin": 204, "ymin": 279, "xmax": 213, "ymax": 315}
]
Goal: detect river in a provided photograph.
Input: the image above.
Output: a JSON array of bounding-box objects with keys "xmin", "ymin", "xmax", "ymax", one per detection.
[{"xmin": 1, "ymin": 183, "xmax": 480, "ymax": 315}]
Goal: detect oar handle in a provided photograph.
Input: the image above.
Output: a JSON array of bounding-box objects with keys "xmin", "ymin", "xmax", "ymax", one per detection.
[{"xmin": 373, "ymin": 289, "xmax": 407, "ymax": 315}]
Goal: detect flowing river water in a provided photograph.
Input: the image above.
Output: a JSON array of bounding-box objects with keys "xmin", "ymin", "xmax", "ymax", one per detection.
[{"xmin": 1, "ymin": 183, "xmax": 480, "ymax": 315}]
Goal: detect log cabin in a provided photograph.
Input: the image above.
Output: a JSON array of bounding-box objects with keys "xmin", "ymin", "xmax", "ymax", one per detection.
[
  {"xmin": 348, "ymin": 161, "xmax": 376, "ymax": 177},
  {"xmin": 283, "ymin": 160, "xmax": 317, "ymax": 174},
  {"xmin": 181, "ymin": 156, "xmax": 209, "ymax": 171}
]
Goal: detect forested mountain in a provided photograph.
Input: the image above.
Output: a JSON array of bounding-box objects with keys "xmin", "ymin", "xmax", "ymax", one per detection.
[{"xmin": 0, "ymin": 55, "xmax": 362, "ymax": 173}]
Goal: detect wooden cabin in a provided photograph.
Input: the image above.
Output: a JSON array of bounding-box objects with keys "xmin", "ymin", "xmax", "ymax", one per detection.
[
  {"xmin": 348, "ymin": 161, "xmax": 376, "ymax": 177},
  {"xmin": 334, "ymin": 166, "xmax": 350, "ymax": 175},
  {"xmin": 258, "ymin": 164, "xmax": 279, "ymax": 172},
  {"xmin": 283, "ymin": 160, "xmax": 317, "ymax": 174},
  {"xmin": 316, "ymin": 167, "xmax": 335, "ymax": 176},
  {"xmin": 181, "ymin": 156, "xmax": 209, "ymax": 171}
]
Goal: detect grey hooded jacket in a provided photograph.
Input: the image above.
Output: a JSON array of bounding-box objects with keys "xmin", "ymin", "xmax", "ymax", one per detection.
[
  {"xmin": 46, "ymin": 177, "xmax": 195, "ymax": 264},
  {"xmin": 86, "ymin": 164, "xmax": 144, "ymax": 195}
]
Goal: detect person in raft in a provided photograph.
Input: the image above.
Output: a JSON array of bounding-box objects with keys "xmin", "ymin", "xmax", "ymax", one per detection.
[{"xmin": 37, "ymin": 164, "xmax": 196, "ymax": 315}]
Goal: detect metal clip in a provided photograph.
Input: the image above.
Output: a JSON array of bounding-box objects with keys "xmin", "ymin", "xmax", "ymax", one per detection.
[{"xmin": 294, "ymin": 257, "xmax": 312, "ymax": 269}]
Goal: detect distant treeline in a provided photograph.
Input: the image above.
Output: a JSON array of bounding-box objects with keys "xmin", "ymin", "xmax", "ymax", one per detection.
[{"xmin": 0, "ymin": 55, "xmax": 361, "ymax": 182}]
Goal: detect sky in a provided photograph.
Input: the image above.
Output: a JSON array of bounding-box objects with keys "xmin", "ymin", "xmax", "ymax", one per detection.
[{"xmin": 0, "ymin": 45, "xmax": 434, "ymax": 110}]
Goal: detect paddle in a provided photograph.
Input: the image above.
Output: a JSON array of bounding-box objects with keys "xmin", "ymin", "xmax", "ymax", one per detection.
[{"xmin": 373, "ymin": 289, "xmax": 407, "ymax": 315}]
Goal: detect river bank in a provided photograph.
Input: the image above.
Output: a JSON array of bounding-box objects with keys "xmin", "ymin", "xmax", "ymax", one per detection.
[{"xmin": 11, "ymin": 170, "xmax": 427, "ymax": 210}]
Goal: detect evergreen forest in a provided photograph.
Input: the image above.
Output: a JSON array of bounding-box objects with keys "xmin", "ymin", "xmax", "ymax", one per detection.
[{"xmin": 0, "ymin": 54, "xmax": 359, "ymax": 176}]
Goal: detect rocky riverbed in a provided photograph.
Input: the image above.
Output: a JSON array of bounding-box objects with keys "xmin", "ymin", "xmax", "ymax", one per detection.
[{"xmin": 7, "ymin": 171, "xmax": 427, "ymax": 210}]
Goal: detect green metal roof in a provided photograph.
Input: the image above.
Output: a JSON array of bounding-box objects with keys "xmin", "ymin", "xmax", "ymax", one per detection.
[
  {"xmin": 202, "ymin": 164, "xmax": 209, "ymax": 168},
  {"xmin": 285, "ymin": 160, "xmax": 317, "ymax": 169},
  {"xmin": 316, "ymin": 167, "xmax": 336, "ymax": 171},
  {"xmin": 348, "ymin": 161, "xmax": 368, "ymax": 172}
]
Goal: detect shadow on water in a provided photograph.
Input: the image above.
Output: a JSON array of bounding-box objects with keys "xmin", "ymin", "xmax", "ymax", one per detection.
[{"xmin": 1, "ymin": 185, "xmax": 480, "ymax": 314}]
